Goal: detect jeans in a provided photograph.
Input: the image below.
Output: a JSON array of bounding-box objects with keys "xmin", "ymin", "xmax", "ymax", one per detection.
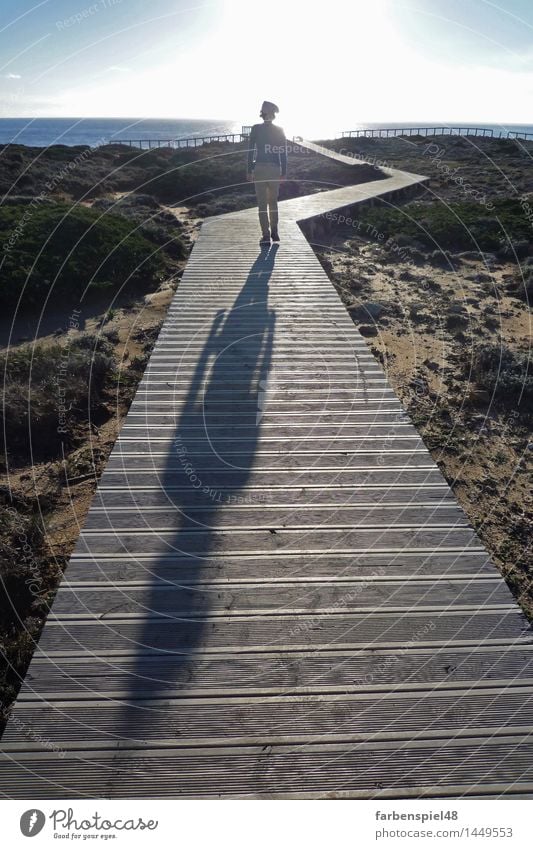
[{"xmin": 253, "ymin": 162, "xmax": 281, "ymax": 236}]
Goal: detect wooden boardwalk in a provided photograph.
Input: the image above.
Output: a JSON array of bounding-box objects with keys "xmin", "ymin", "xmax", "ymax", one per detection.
[{"xmin": 2, "ymin": 144, "xmax": 533, "ymax": 799}]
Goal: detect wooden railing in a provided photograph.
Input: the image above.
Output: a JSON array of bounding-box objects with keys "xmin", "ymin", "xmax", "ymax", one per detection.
[
  {"xmin": 507, "ymin": 130, "xmax": 533, "ymax": 140},
  {"xmin": 108, "ymin": 125, "xmax": 533, "ymax": 150},
  {"xmin": 116, "ymin": 132, "xmax": 248, "ymax": 150},
  {"xmin": 339, "ymin": 126, "xmax": 533, "ymax": 140},
  {"xmin": 112, "ymin": 126, "xmax": 252, "ymax": 150}
]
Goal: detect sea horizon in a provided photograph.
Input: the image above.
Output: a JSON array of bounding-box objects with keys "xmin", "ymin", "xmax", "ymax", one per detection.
[{"xmin": 1, "ymin": 116, "xmax": 532, "ymax": 148}]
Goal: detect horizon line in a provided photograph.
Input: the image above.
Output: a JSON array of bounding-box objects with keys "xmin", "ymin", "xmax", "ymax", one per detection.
[{"xmin": 0, "ymin": 116, "xmax": 532, "ymax": 126}]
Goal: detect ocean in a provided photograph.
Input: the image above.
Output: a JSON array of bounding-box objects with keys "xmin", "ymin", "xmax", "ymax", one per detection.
[
  {"xmin": 0, "ymin": 117, "xmax": 532, "ymax": 148},
  {"xmin": 0, "ymin": 118, "xmax": 242, "ymax": 148}
]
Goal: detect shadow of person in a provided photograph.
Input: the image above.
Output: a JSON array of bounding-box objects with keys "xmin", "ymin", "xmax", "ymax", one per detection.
[{"xmin": 115, "ymin": 243, "xmax": 279, "ymax": 744}]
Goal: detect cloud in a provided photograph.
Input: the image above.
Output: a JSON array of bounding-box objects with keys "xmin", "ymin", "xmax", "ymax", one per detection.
[
  {"xmin": 4, "ymin": 73, "xmax": 22, "ymax": 79},
  {"xmin": 106, "ymin": 66, "xmax": 131, "ymax": 73}
]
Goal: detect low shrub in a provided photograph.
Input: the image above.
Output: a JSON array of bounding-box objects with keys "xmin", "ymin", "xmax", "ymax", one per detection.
[
  {"xmin": 0, "ymin": 201, "xmax": 166, "ymax": 310},
  {"xmin": 357, "ymin": 198, "xmax": 533, "ymax": 254},
  {"xmin": 470, "ymin": 343, "xmax": 533, "ymax": 411},
  {"xmin": 1, "ymin": 335, "xmax": 116, "ymax": 460},
  {"xmin": 506, "ymin": 267, "xmax": 533, "ymax": 303}
]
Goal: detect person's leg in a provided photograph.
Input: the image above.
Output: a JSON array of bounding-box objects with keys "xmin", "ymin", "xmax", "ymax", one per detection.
[
  {"xmin": 265, "ymin": 164, "xmax": 281, "ymax": 238},
  {"xmin": 253, "ymin": 165, "xmax": 270, "ymax": 238},
  {"xmin": 268, "ymin": 179, "xmax": 280, "ymax": 234}
]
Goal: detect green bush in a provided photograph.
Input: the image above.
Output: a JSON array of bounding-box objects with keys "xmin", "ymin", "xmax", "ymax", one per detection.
[
  {"xmin": 470, "ymin": 343, "xmax": 533, "ymax": 410},
  {"xmin": 1, "ymin": 335, "xmax": 116, "ymax": 460},
  {"xmin": 0, "ymin": 201, "xmax": 165, "ymax": 309},
  {"xmin": 358, "ymin": 198, "xmax": 533, "ymax": 253}
]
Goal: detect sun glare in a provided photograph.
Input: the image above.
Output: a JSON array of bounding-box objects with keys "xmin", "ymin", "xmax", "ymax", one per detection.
[
  {"xmin": 51, "ymin": 0, "xmax": 533, "ymax": 130},
  {"xmin": 218, "ymin": 0, "xmax": 394, "ymax": 136}
]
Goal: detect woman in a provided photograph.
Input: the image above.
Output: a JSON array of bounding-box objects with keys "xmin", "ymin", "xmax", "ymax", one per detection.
[{"xmin": 246, "ymin": 101, "xmax": 287, "ymax": 245}]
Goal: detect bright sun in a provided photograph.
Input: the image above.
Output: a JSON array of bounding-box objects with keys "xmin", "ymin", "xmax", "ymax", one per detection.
[
  {"xmin": 52, "ymin": 0, "xmax": 533, "ymax": 131},
  {"xmin": 57, "ymin": 0, "xmax": 395, "ymax": 135}
]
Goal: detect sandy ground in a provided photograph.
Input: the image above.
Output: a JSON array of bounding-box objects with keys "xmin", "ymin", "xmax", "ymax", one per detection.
[{"xmin": 315, "ymin": 235, "xmax": 533, "ymax": 616}]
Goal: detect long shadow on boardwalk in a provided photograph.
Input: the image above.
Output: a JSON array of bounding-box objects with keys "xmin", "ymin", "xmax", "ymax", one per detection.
[{"xmin": 118, "ymin": 244, "xmax": 278, "ymax": 742}]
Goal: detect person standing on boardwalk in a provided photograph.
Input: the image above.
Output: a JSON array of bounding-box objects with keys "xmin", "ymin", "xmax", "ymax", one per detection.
[{"xmin": 246, "ymin": 101, "xmax": 287, "ymax": 245}]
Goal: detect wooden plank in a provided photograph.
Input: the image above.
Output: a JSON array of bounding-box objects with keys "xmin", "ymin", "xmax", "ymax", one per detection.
[
  {"xmin": 51, "ymin": 577, "xmax": 513, "ymax": 618},
  {"xmin": 103, "ymin": 454, "xmax": 436, "ymax": 472},
  {"xmin": 96, "ymin": 468, "xmax": 448, "ymax": 488},
  {"xmin": 34, "ymin": 609, "xmax": 530, "ymax": 657},
  {"xmin": 6, "ymin": 687, "xmax": 533, "ymax": 749},
  {"xmin": 2, "ymin": 737, "xmax": 533, "ymax": 799},
  {"xmin": 81, "ymin": 505, "xmax": 465, "ymax": 531},
  {"xmin": 15, "ymin": 645, "xmax": 533, "ymax": 700},
  {"xmin": 71, "ymin": 527, "xmax": 481, "ymax": 557},
  {"xmin": 64, "ymin": 551, "xmax": 495, "ymax": 583},
  {"xmin": 92, "ymin": 485, "xmax": 452, "ymax": 505}
]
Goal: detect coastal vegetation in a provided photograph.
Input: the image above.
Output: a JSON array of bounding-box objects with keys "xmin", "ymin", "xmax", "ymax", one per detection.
[
  {"xmin": 0, "ymin": 199, "xmax": 183, "ymax": 309},
  {"xmin": 1, "ymin": 140, "xmax": 382, "ymax": 213},
  {"xmin": 357, "ymin": 197, "xmax": 533, "ymax": 255}
]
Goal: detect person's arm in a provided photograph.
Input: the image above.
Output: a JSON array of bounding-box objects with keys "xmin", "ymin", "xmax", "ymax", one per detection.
[
  {"xmin": 247, "ymin": 125, "xmax": 256, "ymax": 178},
  {"xmin": 279, "ymin": 127, "xmax": 287, "ymax": 178}
]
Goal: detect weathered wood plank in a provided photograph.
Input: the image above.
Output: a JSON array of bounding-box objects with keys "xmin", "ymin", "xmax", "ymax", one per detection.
[
  {"xmin": 34, "ymin": 609, "xmax": 530, "ymax": 657},
  {"xmin": 72, "ymin": 526, "xmax": 481, "ymax": 557},
  {"xmin": 2, "ymin": 737, "xmax": 533, "ymax": 799},
  {"xmin": 6, "ymin": 687, "xmax": 533, "ymax": 749},
  {"xmin": 15, "ymin": 645, "xmax": 533, "ymax": 700},
  {"xmin": 65, "ymin": 551, "xmax": 495, "ymax": 583},
  {"xmin": 92, "ymin": 485, "xmax": 453, "ymax": 508},
  {"xmin": 81, "ymin": 505, "xmax": 465, "ymax": 531},
  {"xmin": 52, "ymin": 576, "xmax": 510, "ymax": 618}
]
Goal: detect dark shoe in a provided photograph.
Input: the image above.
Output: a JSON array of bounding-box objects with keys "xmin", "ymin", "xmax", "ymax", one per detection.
[
  {"xmin": 259, "ymin": 233, "xmax": 271, "ymax": 245},
  {"xmin": 271, "ymin": 230, "xmax": 280, "ymax": 242}
]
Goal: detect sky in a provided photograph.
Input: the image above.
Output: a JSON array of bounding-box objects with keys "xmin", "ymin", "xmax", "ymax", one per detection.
[{"xmin": 0, "ymin": 0, "xmax": 532, "ymax": 135}]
